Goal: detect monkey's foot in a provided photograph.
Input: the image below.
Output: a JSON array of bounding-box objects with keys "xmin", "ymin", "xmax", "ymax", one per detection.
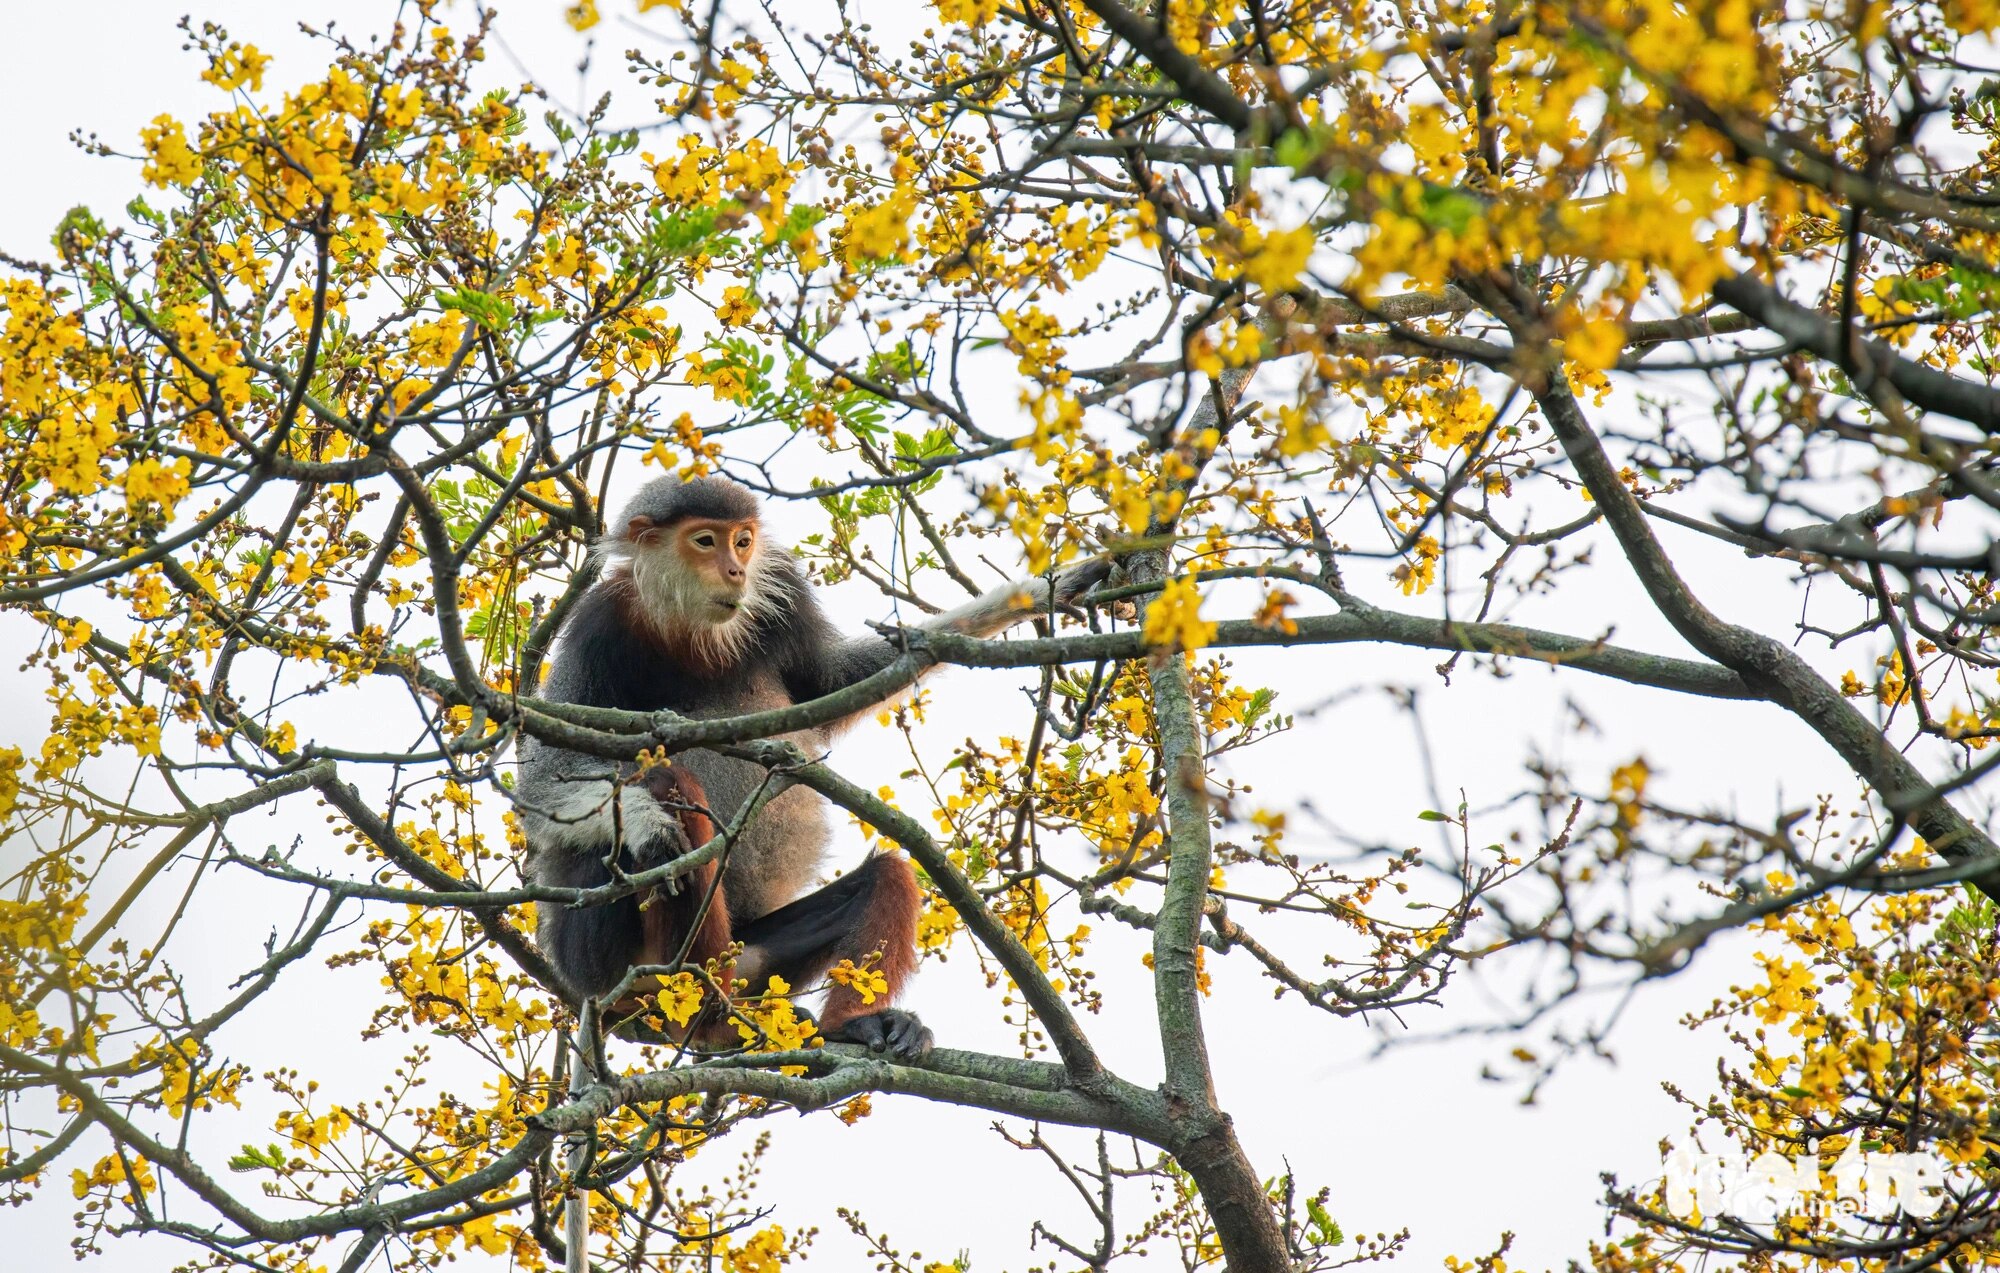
[{"xmin": 825, "ymin": 1009, "xmax": 933, "ymax": 1061}]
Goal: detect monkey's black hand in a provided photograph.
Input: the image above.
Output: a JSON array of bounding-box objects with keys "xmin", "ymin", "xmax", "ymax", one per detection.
[
  {"xmin": 1051, "ymin": 556, "xmax": 1113, "ymax": 610},
  {"xmin": 827, "ymin": 1009, "xmax": 934, "ymax": 1061}
]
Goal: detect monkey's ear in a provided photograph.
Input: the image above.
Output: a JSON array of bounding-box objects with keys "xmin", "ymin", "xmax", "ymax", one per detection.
[{"xmin": 627, "ymin": 515, "xmax": 658, "ymax": 541}]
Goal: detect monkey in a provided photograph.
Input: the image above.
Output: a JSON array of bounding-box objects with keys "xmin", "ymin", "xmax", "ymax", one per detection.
[{"xmin": 516, "ymin": 474, "xmax": 1106, "ymax": 1060}]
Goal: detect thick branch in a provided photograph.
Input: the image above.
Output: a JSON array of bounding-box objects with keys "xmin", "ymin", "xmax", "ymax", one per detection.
[
  {"xmin": 534, "ymin": 1045, "xmax": 1167, "ymax": 1140},
  {"xmin": 1534, "ymin": 373, "xmax": 2000, "ymax": 895},
  {"xmin": 918, "ymin": 603, "xmax": 1759, "ymax": 699},
  {"xmin": 1714, "ymin": 272, "xmax": 2000, "ymax": 433},
  {"xmin": 1075, "ymin": 0, "xmax": 1263, "ymax": 135}
]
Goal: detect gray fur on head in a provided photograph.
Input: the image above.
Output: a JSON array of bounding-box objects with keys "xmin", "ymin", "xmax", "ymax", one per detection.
[
  {"xmin": 594, "ymin": 473, "xmax": 791, "ymax": 666},
  {"xmin": 608, "ymin": 475, "xmax": 760, "ymax": 539}
]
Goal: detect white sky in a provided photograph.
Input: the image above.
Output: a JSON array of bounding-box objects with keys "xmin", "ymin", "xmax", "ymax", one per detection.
[{"xmin": 0, "ymin": 3, "xmax": 1956, "ymax": 1270}]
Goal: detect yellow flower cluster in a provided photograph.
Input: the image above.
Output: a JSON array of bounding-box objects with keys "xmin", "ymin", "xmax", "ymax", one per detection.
[
  {"xmin": 842, "ymin": 186, "xmax": 916, "ymax": 264},
  {"xmin": 1143, "ymin": 576, "xmax": 1217, "ymax": 650},
  {"xmin": 657, "ymin": 971, "xmax": 706, "ymax": 1027},
  {"xmin": 828, "ymin": 958, "xmax": 891, "ymax": 1005},
  {"xmin": 733, "ymin": 975, "xmax": 819, "ymax": 1062}
]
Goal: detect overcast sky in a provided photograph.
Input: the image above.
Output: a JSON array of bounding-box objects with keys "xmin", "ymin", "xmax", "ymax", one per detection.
[{"xmin": 0, "ymin": 3, "xmax": 1930, "ymax": 1270}]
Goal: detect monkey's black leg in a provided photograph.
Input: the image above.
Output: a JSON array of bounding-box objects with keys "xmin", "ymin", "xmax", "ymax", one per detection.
[
  {"xmin": 533, "ymin": 849, "xmax": 645, "ymax": 1003},
  {"xmin": 733, "ymin": 853, "xmax": 930, "ymax": 1060}
]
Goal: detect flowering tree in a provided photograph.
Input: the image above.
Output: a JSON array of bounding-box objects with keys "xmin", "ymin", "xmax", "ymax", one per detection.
[{"xmin": 7, "ymin": 0, "xmax": 2000, "ymax": 1269}]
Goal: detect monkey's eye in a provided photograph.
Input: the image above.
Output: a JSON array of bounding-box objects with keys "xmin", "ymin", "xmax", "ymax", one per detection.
[
  {"xmin": 734, "ymin": 533, "xmax": 753, "ymax": 551},
  {"xmin": 690, "ymin": 531, "xmax": 718, "ymax": 550}
]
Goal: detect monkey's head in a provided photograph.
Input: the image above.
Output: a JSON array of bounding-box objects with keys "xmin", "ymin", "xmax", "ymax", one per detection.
[{"xmin": 604, "ymin": 476, "xmax": 774, "ymax": 647}]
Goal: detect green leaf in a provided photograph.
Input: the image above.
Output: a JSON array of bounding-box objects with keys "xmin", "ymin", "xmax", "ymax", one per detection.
[
  {"xmin": 1305, "ymin": 1197, "xmax": 1344, "ymax": 1246},
  {"xmin": 1274, "ymin": 128, "xmax": 1316, "ymax": 172},
  {"xmin": 228, "ymin": 1143, "xmax": 289, "ymax": 1172},
  {"xmin": 52, "ymin": 205, "xmax": 106, "ymax": 252},
  {"xmin": 436, "ymin": 287, "xmax": 514, "ymax": 333},
  {"xmin": 642, "ymin": 204, "xmax": 738, "ymax": 261},
  {"xmin": 1241, "ymin": 686, "xmax": 1278, "ymax": 731},
  {"xmin": 1412, "ymin": 184, "xmax": 1482, "ymax": 234}
]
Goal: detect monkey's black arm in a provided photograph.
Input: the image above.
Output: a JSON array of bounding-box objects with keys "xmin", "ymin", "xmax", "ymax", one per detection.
[
  {"xmin": 777, "ymin": 632, "xmax": 910, "ymax": 705},
  {"xmin": 516, "ymin": 585, "xmax": 700, "ymax": 1000}
]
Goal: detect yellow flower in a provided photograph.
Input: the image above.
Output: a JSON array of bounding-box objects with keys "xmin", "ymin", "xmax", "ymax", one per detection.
[
  {"xmin": 458, "ymin": 1214, "xmax": 511, "ymax": 1255},
  {"xmin": 653, "ymin": 139, "xmax": 718, "ymax": 204},
  {"xmin": 1142, "ymin": 576, "xmax": 1217, "ymax": 651},
  {"xmin": 936, "ymin": 0, "xmax": 1001, "ymax": 24},
  {"xmin": 828, "ymin": 959, "xmax": 889, "ymax": 1006},
  {"xmin": 657, "ymin": 971, "xmax": 705, "ymax": 1027},
  {"xmin": 1391, "ymin": 536, "xmax": 1440, "ymax": 596},
  {"xmin": 1947, "ymin": 0, "xmax": 2000, "ymax": 33},
  {"xmin": 733, "ymin": 975, "xmax": 818, "ymax": 1058},
  {"xmin": 275, "ymin": 1105, "xmax": 354, "ymax": 1159},
  {"xmin": 123, "ymin": 456, "xmax": 193, "ymax": 512},
  {"xmin": 1609, "ymin": 757, "xmax": 1649, "ymax": 837},
  {"xmin": 407, "ymin": 311, "xmax": 467, "ymax": 368},
  {"xmin": 201, "ymin": 43, "xmax": 271, "ymax": 92},
  {"xmin": 843, "ymin": 187, "xmax": 916, "ymax": 264},
  {"xmin": 1252, "ymin": 588, "xmax": 1299, "ymax": 635},
  {"xmin": 1275, "ymin": 403, "xmax": 1328, "ymax": 457},
  {"xmin": 1747, "ymin": 955, "xmax": 1817, "ymax": 1026},
  {"xmin": 727, "ymin": 1225, "xmax": 789, "ymax": 1273},
  {"xmin": 1566, "ymin": 318, "xmax": 1627, "ymax": 372},
  {"xmin": 716, "ymin": 286, "xmax": 758, "ymax": 327},
  {"xmin": 1241, "ymin": 224, "xmax": 1316, "ymax": 293},
  {"xmin": 140, "ymin": 115, "xmax": 201, "ymax": 187},
  {"xmin": 71, "ymin": 1154, "xmax": 156, "ymax": 1203},
  {"xmin": 0, "ymin": 746, "xmax": 23, "ymax": 819},
  {"xmin": 916, "ymin": 893, "xmax": 959, "ymax": 951}
]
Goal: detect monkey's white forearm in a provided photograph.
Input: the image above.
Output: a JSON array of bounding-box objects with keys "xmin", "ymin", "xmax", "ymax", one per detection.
[
  {"xmin": 809, "ymin": 565, "xmax": 1097, "ymax": 711},
  {"xmin": 515, "ymin": 758, "xmax": 676, "ymax": 860},
  {"xmin": 795, "ymin": 579, "xmax": 1046, "ymax": 727},
  {"xmin": 921, "ymin": 578, "xmax": 1052, "ymax": 639}
]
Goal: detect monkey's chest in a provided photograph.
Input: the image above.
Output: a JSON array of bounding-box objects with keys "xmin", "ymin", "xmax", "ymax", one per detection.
[
  {"xmin": 701, "ymin": 666, "xmax": 830, "ymax": 743},
  {"xmin": 671, "ymin": 667, "xmax": 835, "ymax": 921}
]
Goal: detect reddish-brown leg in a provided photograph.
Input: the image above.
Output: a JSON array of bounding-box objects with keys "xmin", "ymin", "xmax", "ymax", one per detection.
[
  {"xmin": 730, "ymin": 852, "xmax": 931, "ymax": 1059},
  {"xmin": 814, "ymin": 852, "xmax": 921, "ymax": 1033},
  {"xmin": 621, "ymin": 765, "xmax": 738, "ymax": 1044}
]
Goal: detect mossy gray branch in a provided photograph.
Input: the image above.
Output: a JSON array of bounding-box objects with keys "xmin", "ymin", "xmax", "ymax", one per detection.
[
  {"xmin": 534, "ymin": 1045, "xmax": 1170, "ymax": 1141},
  {"xmin": 488, "ymin": 603, "xmax": 1756, "ymax": 769}
]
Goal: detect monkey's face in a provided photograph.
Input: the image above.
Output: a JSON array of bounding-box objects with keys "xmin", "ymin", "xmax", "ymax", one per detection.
[{"xmin": 629, "ymin": 514, "xmax": 758, "ymax": 624}]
